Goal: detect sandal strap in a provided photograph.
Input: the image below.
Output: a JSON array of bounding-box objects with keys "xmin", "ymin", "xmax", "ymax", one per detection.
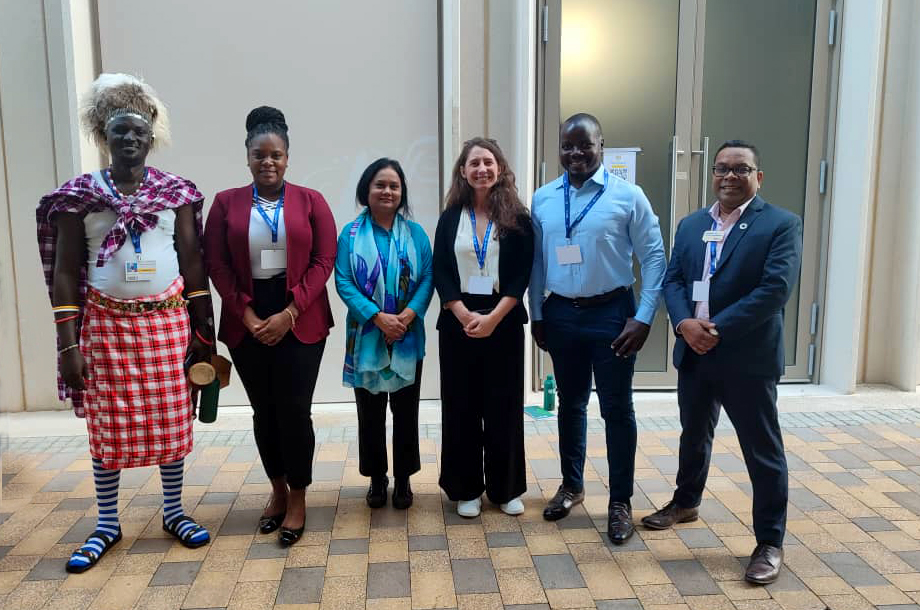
[
  {"xmin": 70, "ymin": 529, "xmax": 121, "ymax": 562},
  {"xmin": 165, "ymin": 515, "xmax": 206, "ymax": 541}
]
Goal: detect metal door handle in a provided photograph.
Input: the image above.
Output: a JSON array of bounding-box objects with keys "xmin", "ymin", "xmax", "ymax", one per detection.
[
  {"xmin": 669, "ymin": 135, "xmax": 685, "ymax": 248},
  {"xmin": 692, "ymin": 136, "xmax": 709, "ymax": 209}
]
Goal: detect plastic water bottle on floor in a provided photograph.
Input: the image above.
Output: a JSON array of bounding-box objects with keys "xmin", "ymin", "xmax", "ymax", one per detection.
[{"xmin": 543, "ymin": 374, "xmax": 556, "ymax": 412}]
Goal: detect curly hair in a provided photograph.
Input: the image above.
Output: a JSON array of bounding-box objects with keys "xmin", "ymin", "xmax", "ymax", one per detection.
[
  {"xmin": 80, "ymin": 73, "xmax": 170, "ymax": 151},
  {"xmin": 245, "ymin": 106, "xmax": 289, "ymax": 150},
  {"xmin": 444, "ymin": 137, "xmax": 529, "ymax": 234}
]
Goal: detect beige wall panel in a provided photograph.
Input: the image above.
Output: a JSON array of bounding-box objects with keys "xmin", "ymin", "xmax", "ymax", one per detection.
[
  {"xmin": 97, "ymin": 0, "xmax": 440, "ymax": 403},
  {"xmin": 0, "ymin": 0, "xmax": 69, "ymax": 410}
]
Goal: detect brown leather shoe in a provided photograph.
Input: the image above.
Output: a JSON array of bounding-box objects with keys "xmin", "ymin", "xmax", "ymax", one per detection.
[
  {"xmin": 640, "ymin": 501, "xmax": 699, "ymax": 530},
  {"xmin": 745, "ymin": 543, "xmax": 783, "ymax": 585}
]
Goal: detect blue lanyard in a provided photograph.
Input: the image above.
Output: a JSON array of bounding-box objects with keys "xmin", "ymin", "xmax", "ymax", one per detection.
[
  {"xmin": 469, "ymin": 207, "xmax": 493, "ymax": 271},
  {"xmin": 563, "ymin": 170, "xmax": 608, "ymax": 239},
  {"xmin": 252, "ymin": 184, "xmax": 284, "ymax": 243},
  {"xmin": 708, "ymin": 220, "xmax": 719, "ymax": 277}
]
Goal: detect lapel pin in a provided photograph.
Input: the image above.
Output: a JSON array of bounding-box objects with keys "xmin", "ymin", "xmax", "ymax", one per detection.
[{"xmin": 739, "ymin": 223, "xmax": 748, "ymax": 230}]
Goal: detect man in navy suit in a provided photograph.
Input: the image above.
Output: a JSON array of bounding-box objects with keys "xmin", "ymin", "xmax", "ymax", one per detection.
[{"xmin": 644, "ymin": 141, "xmax": 802, "ymax": 584}]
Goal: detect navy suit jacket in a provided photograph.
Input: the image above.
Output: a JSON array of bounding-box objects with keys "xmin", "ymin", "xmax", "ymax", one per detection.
[{"xmin": 662, "ymin": 195, "xmax": 803, "ymax": 378}]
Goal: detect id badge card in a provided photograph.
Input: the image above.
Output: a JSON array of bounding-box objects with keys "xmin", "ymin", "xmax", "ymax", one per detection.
[
  {"xmin": 702, "ymin": 230, "xmax": 725, "ymax": 242},
  {"xmin": 692, "ymin": 280, "xmax": 709, "ymax": 302},
  {"xmin": 556, "ymin": 244, "xmax": 583, "ymax": 265},
  {"xmin": 125, "ymin": 260, "xmax": 156, "ymax": 282},
  {"xmin": 261, "ymin": 249, "xmax": 287, "ymax": 270},
  {"xmin": 467, "ymin": 275, "xmax": 495, "ymax": 295}
]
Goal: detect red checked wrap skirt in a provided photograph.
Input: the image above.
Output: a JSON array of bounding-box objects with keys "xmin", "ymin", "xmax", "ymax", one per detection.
[{"xmin": 80, "ymin": 277, "xmax": 194, "ymax": 469}]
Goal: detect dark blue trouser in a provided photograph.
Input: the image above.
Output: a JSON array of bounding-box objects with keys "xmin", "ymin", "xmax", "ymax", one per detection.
[
  {"xmin": 674, "ymin": 353, "xmax": 787, "ymax": 547},
  {"xmin": 543, "ymin": 291, "xmax": 637, "ymax": 505}
]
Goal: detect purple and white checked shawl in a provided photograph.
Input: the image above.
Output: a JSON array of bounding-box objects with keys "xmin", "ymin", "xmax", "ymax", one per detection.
[{"xmin": 36, "ymin": 166, "xmax": 205, "ymax": 415}]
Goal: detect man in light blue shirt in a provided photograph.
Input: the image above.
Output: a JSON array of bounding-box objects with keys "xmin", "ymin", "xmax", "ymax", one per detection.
[{"xmin": 530, "ymin": 113, "xmax": 665, "ymax": 544}]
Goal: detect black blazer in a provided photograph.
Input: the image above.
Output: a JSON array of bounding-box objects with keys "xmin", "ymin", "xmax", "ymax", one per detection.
[
  {"xmin": 432, "ymin": 204, "xmax": 534, "ymax": 329},
  {"xmin": 662, "ymin": 195, "xmax": 803, "ymax": 378}
]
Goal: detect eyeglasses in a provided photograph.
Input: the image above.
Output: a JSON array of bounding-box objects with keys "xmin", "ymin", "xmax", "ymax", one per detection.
[{"xmin": 712, "ymin": 164, "xmax": 757, "ymax": 178}]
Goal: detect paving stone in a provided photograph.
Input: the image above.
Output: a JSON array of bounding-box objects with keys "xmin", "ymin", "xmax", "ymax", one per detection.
[
  {"xmin": 595, "ymin": 601, "xmax": 643, "ymax": 610},
  {"xmin": 366, "ymin": 561, "xmax": 410, "ymax": 598},
  {"xmin": 532, "ymin": 554, "xmax": 586, "ymax": 589},
  {"xmin": 676, "ymin": 527, "xmax": 723, "ymax": 549},
  {"xmin": 302, "ymin": 505, "xmax": 335, "ymax": 532},
  {"xmin": 40, "ymin": 471, "xmax": 88, "ymax": 492},
  {"xmin": 409, "ymin": 535, "xmax": 448, "ymax": 551},
  {"xmin": 764, "ymin": 566, "xmax": 807, "ymax": 592},
  {"xmin": 697, "ymin": 498, "xmax": 739, "ymax": 523},
  {"xmin": 603, "ymin": 531, "xmax": 648, "ymax": 552},
  {"xmin": 819, "ymin": 552, "xmax": 889, "ymax": 586},
  {"xmin": 853, "ymin": 516, "xmax": 899, "ymax": 532},
  {"xmin": 59, "ymin": 516, "xmax": 96, "ymax": 544},
  {"xmin": 150, "ymin": 560, "xmax": 201, "ymax": 585},
  {"xmin": 887, "ymin": 492, "xmax": 920, "ymax": 516},
  {"xmin": 371, "ymin": 507, "xmax": 408, "ymax": 528},
  {"xmin": 36, "ymin": 452, "xmax": 81, "ymax": 470},
  {"xmin": 329, "ymin": 538, "xmax": 370, "ymax": 555},
  {"xmin": 130, "ymin": 538, "xmax": 175, "ymax": 554},
  {"xmin": 788, "ymin": 487, "xmax": 832, "ymax": 511},
  {"xmin": 0, "ymin": 546, "xmax": 11, "ymax": 560},
  {"xmin": 185, "ymin": 465, "xmax": 220, "ymax": 485},
  {"xmin": 529, "ymin": 459, "xmax": 562, "ymax": 479},
  {"xmin": 24, "ymin": 558, "xmax": 68, "ymax": 581},
  {"xmin": 119, "ymin": 466, "xmax": 156, "ymax": 488},
  {"xmin": 825, "ymin": 471, "xmax": 867, "ymax": 487},
  {"xmin": 277, "ymin": 567, "xmax": 325, "ymax": 604},
  {"xmin": 787, "ymin": 428, "xmax": 828, "ymax": 442},
  {"xmin": 660, "ymin": 559, "xmax": 721, "ymax": 595},
  {"xmin": 217, "ymin": 508, "xmax": 261, "ymax": 535},
  {"xmin": 711, "ymin": 453, "xmax": 747, "ymax": 473},
  {"xmin": 896, "ymin": 551, "xmax": 920, "ymax": 571},
  {"xmin": 556, "ymin": 514, "xmax": 596, "ymax": 530},
  {"xmin": 452, "ymin": 558, "xmax": 500, "ymax": 593},
  {"xmin": 312, "ymin": 461, "xmax": 345, "ymax": 481},
  {"xmin": 52, "ymin": 497, "xmax": 95, "ymax": 512},
  {"xmin": 880, "ymin": 447, "xmax": 920, "ymax": 467},
  {"xmin": 648, "ymin": 455, "xmax": 680, "ymax": 475},
  {"xmin": 246, "ymin": 542, "xmax": 289, "ymax": 559},
  {"xmin": 824, "ymin": 450, "xmax": 870, "ymax": 469},
  {"xmin": 199, "ymin": 492, "xmax": 238, "ymax": 504},
  {"xmin": 128, "ymin": 494, "xmax": 163, "ymax": 508},
  {"xmin": 244, "ymin": 468, "xmax": 270, "ymax": 484},
  {"xmin": 486, "ymin": 531, "xmax": 526, "ymax": 548}
]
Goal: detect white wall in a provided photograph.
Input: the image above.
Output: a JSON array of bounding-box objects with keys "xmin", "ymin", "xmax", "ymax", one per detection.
[{"xmin": 96, "ymin": 0, "xmax": 440, "ymax": 404}]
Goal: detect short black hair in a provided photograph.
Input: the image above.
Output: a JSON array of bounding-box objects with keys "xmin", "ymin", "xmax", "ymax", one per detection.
[
  {"xmin": 561, "ymin": 112, "xmax": 603, "ymax": 137},
  {"xmin": 716, "ymin": 140, "xmax": 760, "ymax": 168},
  {"xmin": 245, "ymin": 106, "xmax": 289, "ymax": 150},
  {"xmin": 356, "ymin": 158, "xmax": 410, "ymax": 214}
]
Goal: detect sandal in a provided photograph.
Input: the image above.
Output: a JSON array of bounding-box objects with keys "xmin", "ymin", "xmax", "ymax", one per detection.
[
  {"xmin": 163, "ymin": 515, "xmax": 210, "ymax": 549},
  {"xmin": 65, "ymin": 528, "xmax": 122, "ymax": 574}
]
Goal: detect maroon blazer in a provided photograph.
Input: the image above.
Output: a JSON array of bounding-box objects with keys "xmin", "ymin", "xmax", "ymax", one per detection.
[{"xmin": 204, "ymin": 182, "xmax": 337, "ymax": 348}]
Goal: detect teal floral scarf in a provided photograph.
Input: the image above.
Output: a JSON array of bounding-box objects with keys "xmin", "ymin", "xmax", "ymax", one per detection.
[{"xmin": 343, "ymin": 209, "xmax": 422, "ymax": 392}]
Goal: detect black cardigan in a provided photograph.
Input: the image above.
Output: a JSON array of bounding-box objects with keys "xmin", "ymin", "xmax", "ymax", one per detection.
[{"xmin": 432, "ymin": 204, "xmax": 534, "ymax": 329}]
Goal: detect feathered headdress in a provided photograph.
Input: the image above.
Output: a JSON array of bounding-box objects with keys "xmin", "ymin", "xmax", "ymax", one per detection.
[{"xmin": 80, "ymin": 73, "xmax": 170, "ymax": 151}]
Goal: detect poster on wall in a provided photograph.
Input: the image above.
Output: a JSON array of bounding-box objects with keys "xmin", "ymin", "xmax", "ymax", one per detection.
[{"xmin": 603, "ymin": 147, "xmax": 640, "ymax": 184}]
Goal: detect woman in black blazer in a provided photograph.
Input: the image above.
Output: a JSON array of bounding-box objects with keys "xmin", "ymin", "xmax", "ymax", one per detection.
[{"xmin": 433, "ymin": 137, "xmax": 534, "ymax": 518}]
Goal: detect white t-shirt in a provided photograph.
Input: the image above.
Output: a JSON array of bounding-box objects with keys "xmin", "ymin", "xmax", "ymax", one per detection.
[
  {"xmin": 454, "ymin": 207, "xmax": 500, "ymax": 293},
  {"xmin": 84, "ymin": 208, "xmax": 181, "ymax": 299},
  {"xmin": 249, "ymin": 196, "xmax": 287, "ymax": 279}
]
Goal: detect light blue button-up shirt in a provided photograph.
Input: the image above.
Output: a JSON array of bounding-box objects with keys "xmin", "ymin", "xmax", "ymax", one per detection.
[{"xmin": 529, "ymin": 165, "xmax": 666, "ymax": 324}]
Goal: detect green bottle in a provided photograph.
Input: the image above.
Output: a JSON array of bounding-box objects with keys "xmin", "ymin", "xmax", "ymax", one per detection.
[
  {"xmin": 198, "ymin": 378, "xmax": 220, "ymax": 423},
  {"xmin": 543, "ymin": 374, "xmax": 556, "ymax": 412}
]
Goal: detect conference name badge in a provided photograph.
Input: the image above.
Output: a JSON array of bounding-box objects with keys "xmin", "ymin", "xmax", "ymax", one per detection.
[
  {"xmin": 702, "ymin": 230, "xmax": 725, "ymax": 243},
  {"xmin": 261, "ymin": 249, "xmax": 287, "ymax": 270},
  {"xmin": 468, "ymin": 275, "xmax": 495, "ymax": 295},
  {"xmin": 556, "ymin": 244, "xmax": 583, "ymax": 265},
  {"xmin": 692, "ymin": 280, "xmax": 709, "ymax": 303},
  {"xmin": 125, "ymin": 260, "xmax": 157, "ymax": 282}
]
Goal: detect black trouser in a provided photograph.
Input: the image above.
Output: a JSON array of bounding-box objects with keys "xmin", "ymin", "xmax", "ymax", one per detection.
[
  {"xmin": 354, "ymin": 361, "xmax": 423, "ymax": 481},
  {"xmin": 230, "ymin": 277, "xmax": 325, "ymax": 490},
  {"xmin": 438, "ymin": 305, "xmax": 526, "ymax": 505},
  {"xmin": 673, "ymin": 353, "xmax": 787, "ymax": 547}
]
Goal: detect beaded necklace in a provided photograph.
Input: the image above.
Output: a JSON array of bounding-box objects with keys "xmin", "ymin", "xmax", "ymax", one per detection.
[{"xmin": 103, "ymin": 167, "xmax": 147, "ymax": 199}]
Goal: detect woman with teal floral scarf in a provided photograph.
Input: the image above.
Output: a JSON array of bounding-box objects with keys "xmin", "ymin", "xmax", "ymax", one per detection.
[{"xmin": 335, "ymin": 158, "xmax": 433, "ymax": 509}]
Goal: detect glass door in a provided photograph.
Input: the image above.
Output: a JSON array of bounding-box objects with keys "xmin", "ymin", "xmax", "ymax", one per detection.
[
  {"xmin": 536, "ymin": 0, "xmax": 700, "ymax": 388},
  {"xmin": 535, "ymin": 0, "xmax": 833, "ymax": 387}
]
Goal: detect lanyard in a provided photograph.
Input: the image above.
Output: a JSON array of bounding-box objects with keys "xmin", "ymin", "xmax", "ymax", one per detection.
[
  {"xmin": 102, "ymin": 168, "xmax": 147, "ymax": 254},
  {"xmin": 563, "ymin": 169, "xmax": 608, "ymax": 239},
  {"xmin": 708, "ymin": 220, "xmax": 719, "ymax": 277},
  {"xmin": 469, "ymin": 207, "xmax": 493, "ymax": 271},
  {"xmin": 252, "ymin": 184, "xmax": 285, "ymax": 243}
]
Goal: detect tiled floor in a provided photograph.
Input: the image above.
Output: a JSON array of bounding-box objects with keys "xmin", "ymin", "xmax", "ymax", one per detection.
[{"xmin": 4, "ymin": 401, "xmax": 920, "ymax": 609}]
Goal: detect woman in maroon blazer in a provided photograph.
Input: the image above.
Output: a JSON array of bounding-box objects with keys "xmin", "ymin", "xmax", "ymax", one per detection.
[{"xmin": 204, "ymin": 106, "xmax": 336, "ymax": 546}]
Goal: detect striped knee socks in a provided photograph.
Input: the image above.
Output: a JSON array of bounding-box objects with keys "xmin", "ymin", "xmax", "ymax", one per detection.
[
  {"xmin": 66, "ymin": 458, "xmax": 121, "ymax": 570},
  {"xmin": 160, "ymin": 459, "xmax": 209, "ymax": 546}
]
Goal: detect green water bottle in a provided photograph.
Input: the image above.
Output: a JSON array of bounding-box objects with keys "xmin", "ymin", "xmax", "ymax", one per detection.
[
  {"xmin": 543, "ymin": 374, "xmax": 556, "ymax": 412},
  {"xmin": 198, "ymin": 378, "xmax": 220, "ymax": 423}
]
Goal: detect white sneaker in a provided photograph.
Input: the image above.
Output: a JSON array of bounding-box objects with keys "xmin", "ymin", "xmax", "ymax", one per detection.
[
  {"xmin": 457, "ymin": 498, "xmax": 482, "ymax": 518},
  {"xmin": 500, "ymin": 497, "xmax": 525, "ymax": 515}
]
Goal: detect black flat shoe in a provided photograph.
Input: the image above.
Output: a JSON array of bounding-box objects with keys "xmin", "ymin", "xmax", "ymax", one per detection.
[
  {"xmin": 392, "ymin": 478, "xmax": 413, "ymax": 510},
  {"xmin": 366, "ymin": 475, "xmax": 389, "ymax": 509},
  {"xmin": 259, "ymin": 513, "xmax": 285, "ymax": 534},
  {"xmin": 279, "ymin": 523, "xmax": 305, "ymax": 547}
]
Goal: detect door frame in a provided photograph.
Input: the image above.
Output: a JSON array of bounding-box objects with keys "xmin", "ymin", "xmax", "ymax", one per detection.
[{"xmin": 533, "ymin": 0, "xmax": 836, "ymax": 389}]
